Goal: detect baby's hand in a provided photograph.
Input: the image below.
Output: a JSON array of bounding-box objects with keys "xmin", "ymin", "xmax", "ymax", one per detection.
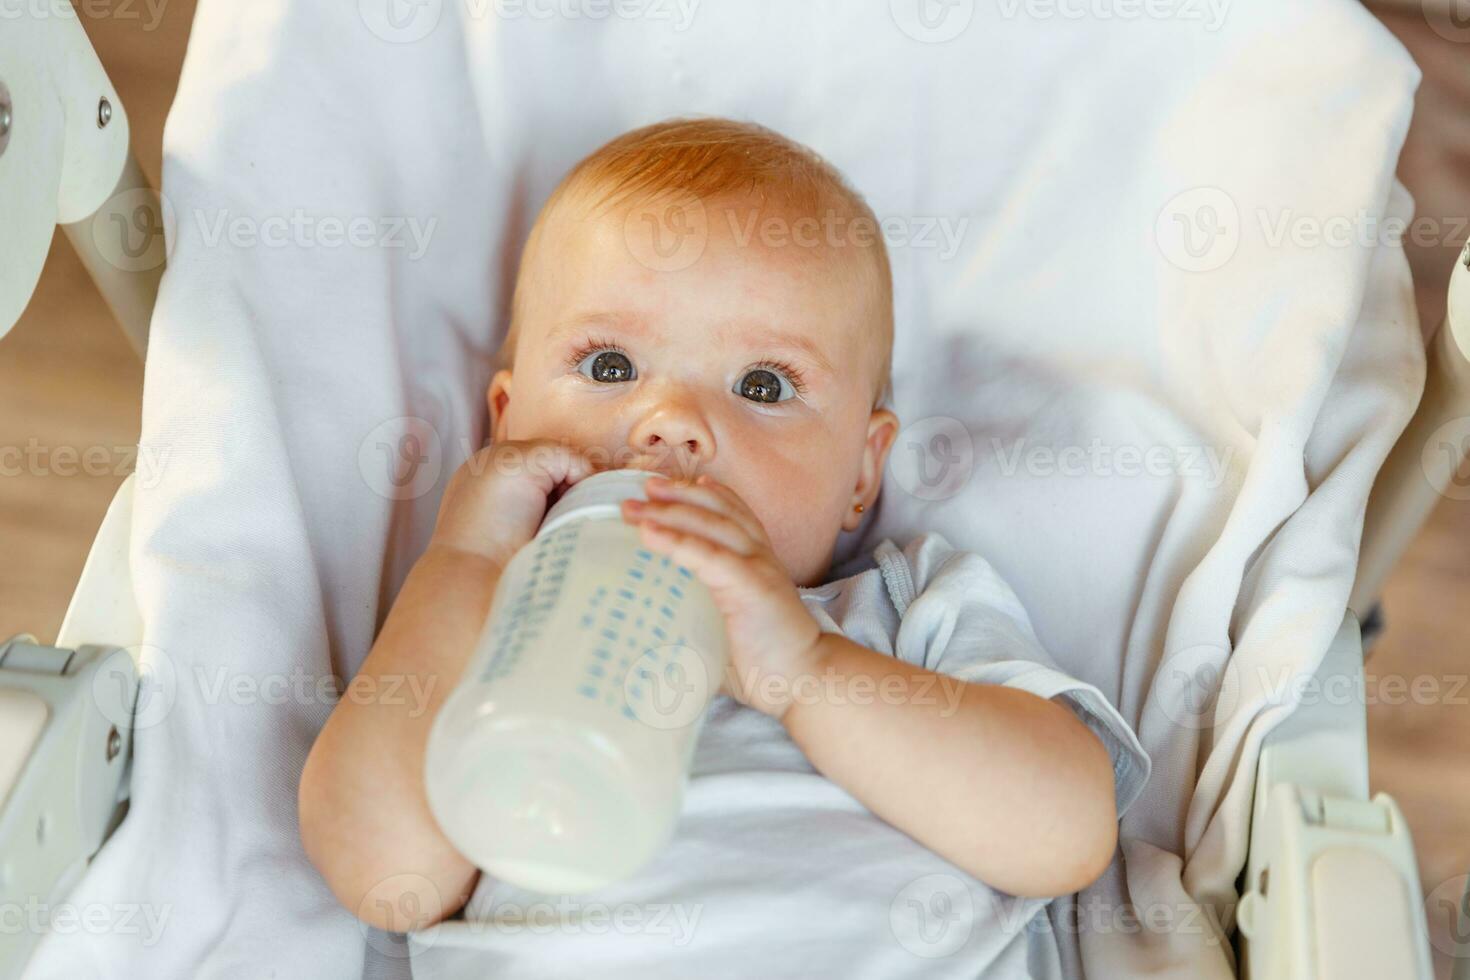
[
  {"xmin": 621, "ymin": 475, "xmax": 824, "ymax": 719},
  {"xmin": 431, "ymin": 439, "xmax": 603, "ymax": 570}
]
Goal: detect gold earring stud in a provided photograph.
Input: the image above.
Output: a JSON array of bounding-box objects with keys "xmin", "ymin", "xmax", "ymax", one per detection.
[{"xmin": 854, "ymin": 503, "xmax": 865, "ymax": 513}]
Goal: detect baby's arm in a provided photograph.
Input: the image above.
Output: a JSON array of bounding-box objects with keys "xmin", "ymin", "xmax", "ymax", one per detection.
[
  {"xmin": 298, "ymin": 544, "xmax": 494, "ymax": 932},
  {"xmin": 298, "ymin": 441, "xmax": 602, "ymax": 932},
  {"xmin": 622, "ymin": 475, "xmax": 1118, "ymax": 900},
  {"xmin": 781, "ymin": 635, "xmax": 1119, "ymax": 898}
]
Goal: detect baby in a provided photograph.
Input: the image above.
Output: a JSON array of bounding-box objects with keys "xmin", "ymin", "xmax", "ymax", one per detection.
[{"xmin": 299, "ymin": 118, "xmax": 1148, "ymax": 976}]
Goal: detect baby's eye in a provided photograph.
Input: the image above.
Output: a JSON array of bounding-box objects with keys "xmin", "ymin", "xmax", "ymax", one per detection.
[
  {"xmin": 576, "ymin": 349, "xmax": 635, "ymax": 384},
  {"xmin": 735, "ymin": 367, "xmax": 798, "ymax": 404}
]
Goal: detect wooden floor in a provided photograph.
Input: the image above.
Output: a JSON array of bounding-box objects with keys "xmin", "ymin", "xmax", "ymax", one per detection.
[
  {"xmin": 1, "ymin": 4, "xmax": 183, "ymax": 637},
  {"xmin": 0, "ymin": 3, "xmax": 1464, "ymax": 974}
]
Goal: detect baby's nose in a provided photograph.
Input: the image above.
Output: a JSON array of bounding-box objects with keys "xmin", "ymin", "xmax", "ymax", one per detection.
[{"xmin": 629, "ymin": 404, "xmax": 715, "ymax": 474}]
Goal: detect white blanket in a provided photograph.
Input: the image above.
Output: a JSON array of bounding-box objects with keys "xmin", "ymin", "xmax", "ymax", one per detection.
[{"xmin": 24, "ymin": 1, "xmax": 1423, "ymax": 977}]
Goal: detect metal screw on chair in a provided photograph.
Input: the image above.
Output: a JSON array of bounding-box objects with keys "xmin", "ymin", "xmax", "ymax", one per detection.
[
  {"xmin": 106, "ymin": 726, "xmax": 122, "ymax": 762},
  {"xmin": 1257, "ymin": 866, "xmax": 1269, "ymax": 898},
  {"xmin": 0, "ymin": 80, "xmax": 12, "ymax": 160},
  {"xmin": 97, "ymin": 95, "xmax": 112, "ymax": 129}
]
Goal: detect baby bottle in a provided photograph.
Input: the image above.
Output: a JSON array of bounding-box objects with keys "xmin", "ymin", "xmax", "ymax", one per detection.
[{"xmin": 424, "ymin": 468, "xmax": 729, "ymax": 894}]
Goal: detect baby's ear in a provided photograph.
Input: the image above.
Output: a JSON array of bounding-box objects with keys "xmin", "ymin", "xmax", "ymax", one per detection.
[
  {"xmin": 486, "ymin": 369, "xmax": 513, "ymax": 443},
  {"xmin": 849, "ymin": 408, "xmax": 899, "ymax": 526}
]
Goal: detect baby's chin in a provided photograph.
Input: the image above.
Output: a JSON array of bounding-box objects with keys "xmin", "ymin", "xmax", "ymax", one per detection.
[{"xmin": 786, "ymin": 537, "xmax": 844, "ymax": 589}]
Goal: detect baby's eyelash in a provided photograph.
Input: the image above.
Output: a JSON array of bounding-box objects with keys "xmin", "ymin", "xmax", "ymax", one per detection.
[
  {"xmin": 562, "ymin": 335, "xmax": 626, "ymax": 370},
  {"xmin": 752, "ymin": 358, "xmax": 808, "ymax": 395},
  {"xmin": 562, "ymin": 336, "xmax": 808, "ymax": 396}
]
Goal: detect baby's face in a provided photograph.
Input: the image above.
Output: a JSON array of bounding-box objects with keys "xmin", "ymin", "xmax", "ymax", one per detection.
[{"xmin": 488, "ymin": 193, "xmax": 898, "ymax": 587}]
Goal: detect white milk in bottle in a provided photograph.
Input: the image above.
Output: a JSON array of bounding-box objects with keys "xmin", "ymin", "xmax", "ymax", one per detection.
[{"xmin": 424, "ymin": 468, "xmax": 729, "ymax": 893}]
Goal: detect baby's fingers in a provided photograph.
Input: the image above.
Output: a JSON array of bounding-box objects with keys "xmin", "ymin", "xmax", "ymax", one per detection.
[
  {"xmin": 622, "ymin": 499, "xmax": 755, "ymax": 555},
  {"xmin": 644, "ymin": 476, "xmax": 767, "ymax": 545},
  {"xmin": 496, "ymin": 439, "xmax": 603, "ymax": 495},
  {"xmin": 631, "ymin": 519, "xmax": 756, "ymax": 595}
]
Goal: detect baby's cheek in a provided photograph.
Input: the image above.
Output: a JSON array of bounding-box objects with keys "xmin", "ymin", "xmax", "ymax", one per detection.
[
  {"xmin": 512, "ymin": 401, "xmax": 593, "ymax": 446},
  {"xmin": 758, "ymin": 499, "xmax": 836, "ymax": 580}
]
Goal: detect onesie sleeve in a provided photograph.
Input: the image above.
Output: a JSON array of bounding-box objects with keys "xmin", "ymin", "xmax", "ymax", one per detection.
[{"xmin": 889, "ymin": 534, "xmax": 1151, "ymax": 819}]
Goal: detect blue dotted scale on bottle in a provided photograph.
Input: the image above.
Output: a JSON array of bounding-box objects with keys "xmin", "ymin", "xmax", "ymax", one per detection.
[
  {"xmin": 480, "ymin": 524, "xmax": 580, "ymax": 683},
  {"xmin": 573, "ymin": 544, "xmax": 697, "ymax": 722},
  {"xmin": 478, "ymin": 521, "xmax": 698, "ymax": 717}
]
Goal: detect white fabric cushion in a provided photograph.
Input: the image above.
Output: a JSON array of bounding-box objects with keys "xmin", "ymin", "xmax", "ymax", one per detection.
[{"xmin": 23, "ymin": 1, "xmax": 1422, "ymax": 978}]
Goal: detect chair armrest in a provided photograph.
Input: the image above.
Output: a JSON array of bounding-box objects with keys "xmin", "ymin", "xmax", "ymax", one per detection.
[
  {"xmin": 1353, "ymin": 244, "xmax": 1470, "ymax": 614},
  {"xmin": 1236, "ymin": 612, "xmax": 1433, "ymax": 979},
  {"xmin": 0, "ymin": 641, "xmax": 137, "ymax": 980},
  {"xmin": 0, "ymin": 476, "xmax": 143, "ymax": 979},
  {"xmin": 0, "ymin": 1, "xmax": 160, "ymax": 354}
]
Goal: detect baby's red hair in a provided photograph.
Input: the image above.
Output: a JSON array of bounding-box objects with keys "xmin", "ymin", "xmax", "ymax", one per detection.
[{"xmin": 502, "ymin": 117, "xmax": 894, "ymax": 409}]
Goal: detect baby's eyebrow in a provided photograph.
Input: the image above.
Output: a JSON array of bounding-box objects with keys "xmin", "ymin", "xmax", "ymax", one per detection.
[
  {"xmin": 549, "ymin": 311, "xmax": 646, "ymax": 340},
  {"xmin": 545, "ymin": 312, "xmax": 666, "ymax": 355},
  {"xmin": 725, "ymin": 325, "xmax": 835, "ymax": 378}
]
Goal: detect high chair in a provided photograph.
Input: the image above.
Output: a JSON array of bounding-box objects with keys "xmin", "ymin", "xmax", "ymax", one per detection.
[{"xmin": 2, "ymin": 4, "xmax": 1467, "ymax": 978}]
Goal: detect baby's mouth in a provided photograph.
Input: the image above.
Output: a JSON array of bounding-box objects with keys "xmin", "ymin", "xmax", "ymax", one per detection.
[{"xmin": 624, "ymin": 458, "xmax": 701, "ymax": 484}]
